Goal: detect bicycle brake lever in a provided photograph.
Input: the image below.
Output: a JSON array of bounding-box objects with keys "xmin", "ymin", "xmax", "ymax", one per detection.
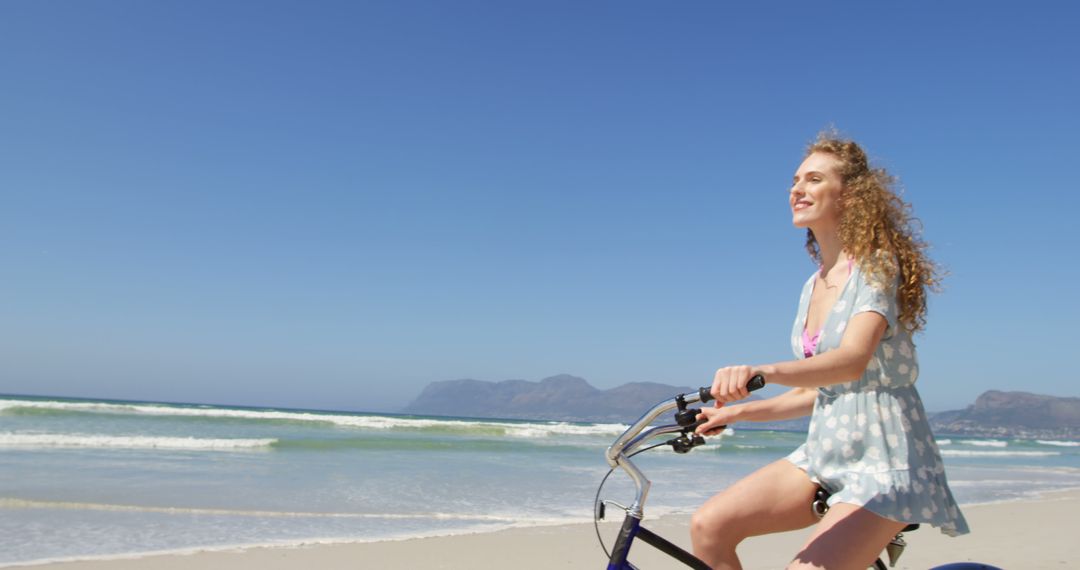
[
  {"xmin": 675, "ymin": 407, "xmax": 701, "ymax": 427},
  {"xmin": 668, "ymin": 433, "xmax": 706, "ymax": 453},
  {"xmin": 693, "ymin": 419, "xmax": 728, "ymax": 435}
]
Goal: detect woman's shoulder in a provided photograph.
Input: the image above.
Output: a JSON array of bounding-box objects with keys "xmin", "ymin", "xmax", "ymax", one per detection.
[{"xmin": 854, "ymin": 251, "xmax": 900, "ymax": 292}]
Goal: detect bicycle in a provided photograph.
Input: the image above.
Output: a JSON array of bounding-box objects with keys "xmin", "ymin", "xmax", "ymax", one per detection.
[{"xmin": 593, "ymin": 377, "xmax": 1002, "ymax": 569}]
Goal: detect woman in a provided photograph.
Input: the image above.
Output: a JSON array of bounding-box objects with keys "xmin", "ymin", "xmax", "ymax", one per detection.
[{"xmin": 691, "ymin": 133, "xmax": 969, "ymax": 570}]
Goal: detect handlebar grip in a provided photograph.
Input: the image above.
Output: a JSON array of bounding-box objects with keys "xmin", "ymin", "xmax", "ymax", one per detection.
[{"xmin": 698, "ymin": 374, "xmax": 766, "ymax": 403}]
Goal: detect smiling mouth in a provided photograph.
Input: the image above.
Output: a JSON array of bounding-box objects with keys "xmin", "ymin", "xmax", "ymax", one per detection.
[{"xmin": 793, "ymin": 201, "xmax": 812, "ymax": 211}]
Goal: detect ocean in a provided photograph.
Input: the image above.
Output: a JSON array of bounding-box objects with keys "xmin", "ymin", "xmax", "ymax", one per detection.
[{"xmin": 2, "ymin": 394, "xmax": 1078, "ymax": 567}]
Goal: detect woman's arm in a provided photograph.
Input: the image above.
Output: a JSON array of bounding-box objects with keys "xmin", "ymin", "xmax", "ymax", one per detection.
[
  {"xmin": 695, "ymin": 387, "xmax": 816, "ymax": 435},
  {"xmin": 710, "ymin": 311, "xmax": 888, "ymax": 403}
]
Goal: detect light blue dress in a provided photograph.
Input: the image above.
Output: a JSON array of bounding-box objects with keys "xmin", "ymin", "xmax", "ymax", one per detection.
[{"xmin": 784, "ymin": 263, "xmax": 970, "ymax": 536}]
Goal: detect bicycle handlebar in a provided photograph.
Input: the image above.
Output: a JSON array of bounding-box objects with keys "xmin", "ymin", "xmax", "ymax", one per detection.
[
  {"xmin": 697, "ymin": 374, "xmax": 766, "ymax": 404},
  {"xmin": 603, "ymin": 375, "xmax": 767, "ymax": 518}
]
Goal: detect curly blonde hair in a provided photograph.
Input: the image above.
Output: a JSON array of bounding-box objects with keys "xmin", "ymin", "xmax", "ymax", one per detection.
[{"xmin": 804, "ymin": 132, "xmax": 941, "ymax": 334}]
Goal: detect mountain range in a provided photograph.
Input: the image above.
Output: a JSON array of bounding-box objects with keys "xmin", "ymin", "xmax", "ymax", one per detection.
[
  {"xmin": 401, "ymin": 374, "xmax": 698, "ymax": 423},
  {"xmin": 401, "ymin": 374, "xmax": 1080, "ymax": 439},
  {"xmin": 928, "ymin": 390, "xmax": 1080, "ymax": 439}
]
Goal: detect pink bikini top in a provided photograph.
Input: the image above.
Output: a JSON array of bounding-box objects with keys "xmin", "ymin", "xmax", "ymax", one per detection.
[
  {"xmin": 802, "ymin": 327, "xmax": 823, "ymax": 359},
  {"xmin": 802, "ymin": 258, "xmax": 853, "ymax": 358}
]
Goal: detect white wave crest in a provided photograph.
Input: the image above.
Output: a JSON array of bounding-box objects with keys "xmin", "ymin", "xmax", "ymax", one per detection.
[
  {"xmin": 937, "ymin": 439, "xmax": 952, "ymax": 446},
  {"xmin": 0, "ymin": 433, "xmax": 276, "ymax": 450},
  {"xmin": 1036, "ymin": 440, "xmax": 1080, "ymax": 447},
  {"xmin": 947, "ymin": 479, "xmax": 1046, "ymax": 487},
  {"xmin": 941, "ymin": 450, "xmax": 1059, "ymax": 458},
  {"xmin": 496, "ymin": 422, "xmax": 629, "ymax": 438},
  {"xmin": 960, "ymin": 439, "xmax": 1008, "ymax": 447},
  {"xmin": 0, "ymin": 399, "xmax": 627, "ymax": 438}
]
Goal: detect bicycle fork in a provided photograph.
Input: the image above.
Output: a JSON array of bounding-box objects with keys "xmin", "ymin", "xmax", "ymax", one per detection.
[{"xmin": 606, "ymin": 512, "xmax": 711, "ymax": 570}]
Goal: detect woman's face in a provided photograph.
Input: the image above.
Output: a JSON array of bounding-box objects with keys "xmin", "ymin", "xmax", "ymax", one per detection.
[{"xmin": 790, "ymin": 152, "xmax": 844, "ymax": 231}]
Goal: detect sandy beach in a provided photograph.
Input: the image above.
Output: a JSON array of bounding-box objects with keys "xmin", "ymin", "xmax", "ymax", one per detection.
[{"xmin": 21, "ymin": 489, "xmax": 1077, "ymax": 569}]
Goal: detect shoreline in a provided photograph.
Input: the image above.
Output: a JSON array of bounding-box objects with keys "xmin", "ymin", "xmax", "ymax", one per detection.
[
  {"xmin": 0, "ymin": 518, "xmax": 592, "ymax": 569},
  {"xmin": 14, "ymin": 488, "xmax": 1080, "ymax": 570}
]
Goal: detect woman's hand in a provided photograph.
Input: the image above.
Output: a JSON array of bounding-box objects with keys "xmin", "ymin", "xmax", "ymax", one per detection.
[
  {"xmin": 694, "ymin": 405, "xmax": 739, "ymax": 436},
  {"xmin": 710, "ymin": 365, "xmax": 759, "ymax": 405}
]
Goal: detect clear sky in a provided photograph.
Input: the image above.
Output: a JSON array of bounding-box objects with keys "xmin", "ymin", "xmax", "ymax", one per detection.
[{"xmin": 1, "ymin": 1, "xmax": 1077, "ymax": 413}]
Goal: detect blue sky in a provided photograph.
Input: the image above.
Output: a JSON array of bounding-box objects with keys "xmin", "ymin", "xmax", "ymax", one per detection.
[{"xmin": 1, "ymin": 1, "xmax": 1076, "ymax": 412}]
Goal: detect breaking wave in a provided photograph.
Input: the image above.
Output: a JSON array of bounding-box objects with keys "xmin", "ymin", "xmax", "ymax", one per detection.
[
  {"xmin": 1036, "ymin": 440, "xmax": 1080, "ymax": 447},
  {"xmin": 940, "ymin": 449, "xmax": 1059, "ymax": 458},
  {"xmin": 0, "ymin": 399, "xmax": 627, "ymax": 439},
  {"xmin": 0, "ymin": 433, "xmax": 276, "ymax": 450},
  {"xmin": 960, "ymin": 439, "xmax": 1008, "ymax": 447}
]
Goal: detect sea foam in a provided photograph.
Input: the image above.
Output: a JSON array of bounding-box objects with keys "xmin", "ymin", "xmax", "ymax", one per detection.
[
  {"xmin": 0, "ymin": 399, "xmax": 627, "ymax": 438},
  {"xmin": 960, "ymin": 439, "xmax": 1008, "ymax": 447},
  {"xmin": 0, "ymin": 498, "xmax": 525, "ymax": 521},
  {"xmin": 1036, "ymin": 440, "xmax": 1080, "ymax": 447},
  {"xmin": 0, "ymin": 433, "xmax": 276, "ymax": 450},
  {"xmin": 940, "ymin": 449, "xmax": 1059, "ymax": 458}
]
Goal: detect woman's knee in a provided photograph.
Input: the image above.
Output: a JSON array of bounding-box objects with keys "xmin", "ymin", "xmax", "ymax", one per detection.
[
  {"xmin": 689, "ymin": 505, "xmax": 713, "ymax": 539},
  {"xmin": 690, "ymin": 498, "xmax": 741, "ymax": 543}
]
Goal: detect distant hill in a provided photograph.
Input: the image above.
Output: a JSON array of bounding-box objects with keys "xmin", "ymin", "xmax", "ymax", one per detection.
[
  {"xmin": 403, "ymin": 376, "xmax": 1079, "ymax": 440},
  {"xmin": 401, "ymin": 374, "xmax": 699, "ymax": 422},
  {"xmin": 929, "ymin": 390, "xmax": 1080, "ymax": 439},
  {"xmin": 401, "ymin": 374, "xmax": 796, "ymax": 425}
]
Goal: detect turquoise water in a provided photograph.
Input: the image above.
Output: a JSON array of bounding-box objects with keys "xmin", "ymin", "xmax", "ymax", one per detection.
[{"xmin": 2, "ymin": 394, "xmax": 1078, "ymax": 566}]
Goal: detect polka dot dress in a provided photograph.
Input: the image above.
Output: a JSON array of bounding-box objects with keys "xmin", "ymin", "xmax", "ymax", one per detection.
[{"xmin": 785, "ymin": 263, "xmax": 970, "ymax": 536}]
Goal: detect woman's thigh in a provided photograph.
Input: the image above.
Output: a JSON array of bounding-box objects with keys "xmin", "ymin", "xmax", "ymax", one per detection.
[
  {"xmin": 788, "ymin": 502, "xmax": 906, "ymax": 570},
  {"xmin": 695, "ymin": 458, "xmax": 820, "ymax": 540}
]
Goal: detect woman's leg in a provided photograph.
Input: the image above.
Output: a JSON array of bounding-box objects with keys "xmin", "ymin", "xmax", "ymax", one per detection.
[
  {"xmin": 787, "ymin": 502, "xmax": 907, "ymax": 570},
  {"xmin": 690, "ymin": 459, "xmax": 819, "ymax": 570}
]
